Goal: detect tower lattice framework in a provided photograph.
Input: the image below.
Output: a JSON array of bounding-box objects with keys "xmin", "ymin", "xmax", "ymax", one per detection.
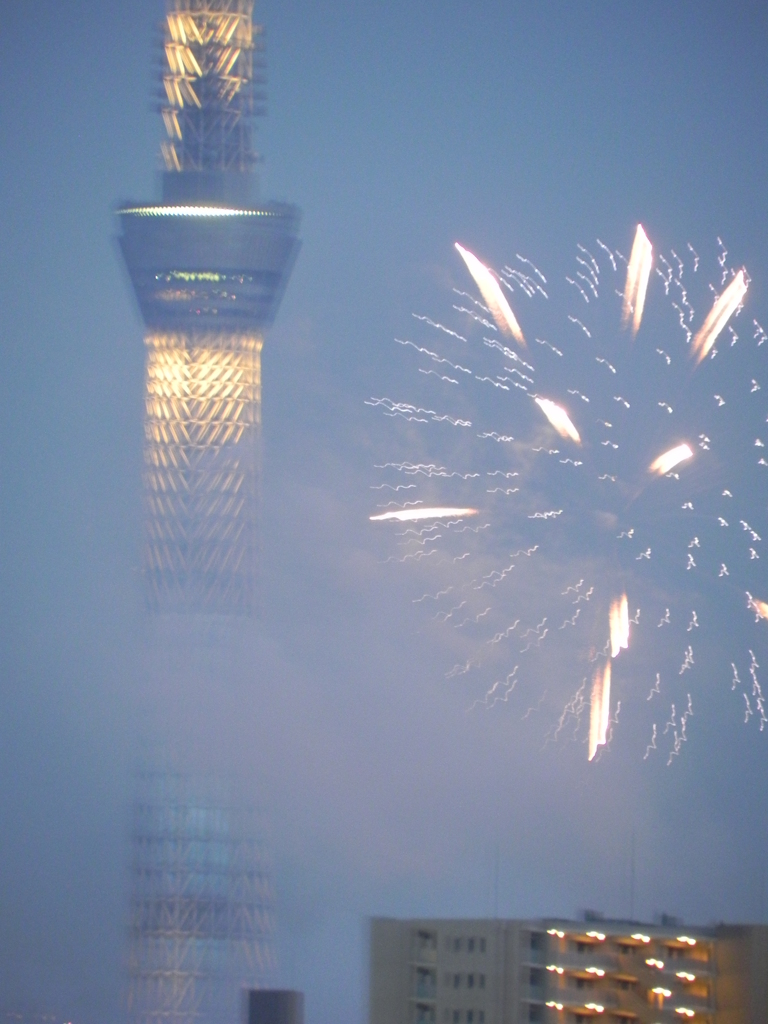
[
  {"xmin": 128, "ymin": 771, "xmax": 276, "ymax": 1024},
  {"xmin": 143, "ymin": 331, "xmax": 262, "ymax": 613},
  {"xmin": 160, "ymin": 0, "xmax": 265, "ymax": 174},
  {"xmin": 119, "ymin": 0, "xmax": 298, "ymax": 1018},
  {"xmin": 119, "ymin": 0, "xmax": 300, "ymax": 615}
]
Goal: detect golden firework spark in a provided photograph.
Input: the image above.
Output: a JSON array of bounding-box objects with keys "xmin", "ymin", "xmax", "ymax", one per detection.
[
  {"xmin": 455, "ymin": 242, "xmax": 526, "ymax": 345},
  {"xmin": 691, "ymin": 270, "xmax": 748, "ymax": 364},
  {"xmin": 370, "ymin": 507, "xmax": 479, "ymax": 523},
  {"xmin": 534, "ymin": 397, "xmax": 581, "ymax": 443},
  {"xmin": 649, "ymin": 443, "xmax": 693, "ymax": 476},
  {"xmin": 622, "ymin": 224, "xmax": 653, "ymax": 337}
]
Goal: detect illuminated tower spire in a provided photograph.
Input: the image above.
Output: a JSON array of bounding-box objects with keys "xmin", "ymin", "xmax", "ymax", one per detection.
[
  {"xmin": 118, "ymin": 0, "xmax": 300, "ymax": 614},
  {"xmin": 160, "ymin": 1, "xmax": 262, "ymax": 177}
]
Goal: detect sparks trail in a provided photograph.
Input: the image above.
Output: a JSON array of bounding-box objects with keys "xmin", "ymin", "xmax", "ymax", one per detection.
[
  {"xmin": 643, "ymin": 724, "xmax": 658, "ymax": 759},
  {"xmin": 395, "ymin": 338, "xmax": 472, "ymax": 374},
  {"xmin": 412, "ymin": 314, "xmax": 467, "ymax": 342},
  {"xmin": 374, "ymin": 462, "xmax": 477, "ymax": 478},
  {"xmin": 371, "ymin": 228, "xmax": 767, "ymax": 762},
  {"xmin": 522, "ymin": 692, "xmax": 548, "ymax": 720},
  {"xmin": 568, "ymin": 315, "xmax": 592, "ymax": 338},
  {"xmin": 366, "ymin": 397, "xmax": 472, "ymax": 427},
  {"xmin": 478, "ymin": 432, "xmax": 515, "ymax": 443},
  {"xmin": 548, "ymin": 679, "xmax": 587, "ymax": 744},
  {"xmin": 413, "ymin": 588, "xmax": 453, "ymax": 603},
  {"xmin": 469, "ymin": 667, "xmax": 519, "ymax": 711}
]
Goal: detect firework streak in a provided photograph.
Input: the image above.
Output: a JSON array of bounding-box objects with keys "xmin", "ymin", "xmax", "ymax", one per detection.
[{"xmin": 369, "ymin": 230, "xmax": 768, "ymax": 761}]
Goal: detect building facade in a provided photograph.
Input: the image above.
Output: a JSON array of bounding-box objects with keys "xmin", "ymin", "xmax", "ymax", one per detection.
[{"xmin": 370, "ymin": 917, "xmax": 768, "ymax": 1024}]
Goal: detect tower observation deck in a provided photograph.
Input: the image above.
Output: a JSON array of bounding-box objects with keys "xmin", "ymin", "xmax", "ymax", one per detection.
[{"xmin": 119, "ymin": 0, "xmax": 300, "ymax": 615}]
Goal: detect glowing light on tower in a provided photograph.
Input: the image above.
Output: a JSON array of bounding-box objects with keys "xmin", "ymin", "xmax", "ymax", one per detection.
[
  {"xmin": 117, "ymin": 4, "xmax": 298, "ymax": 1024},
  {"xmin": 118, "ymin": 0, "xmax": 300, "ymax": 614}
]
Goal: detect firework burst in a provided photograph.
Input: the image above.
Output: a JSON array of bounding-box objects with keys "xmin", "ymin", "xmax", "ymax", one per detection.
[{"xmin": 368, "ymin": 228, "xmax": 768, "ymax": 763}]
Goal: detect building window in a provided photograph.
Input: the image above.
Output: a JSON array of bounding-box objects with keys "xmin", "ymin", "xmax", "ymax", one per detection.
[
  {"xmin": 479, "ymin": 1013, "xmax": 485, "ymax": 1024},
  {"xmin": 529, "ymin": 969, "xmax": 542, "ymax": 987},
  {"xmin": 453, "ymin": 1013, "xmax": 460, "ymax": 1024},
  {"xmin": 468, "ymin": 938, "xmax": 475, "ymax": 953},
  {"xmin": 445, "ymin": 973, "xmax": 451, "ymax": 987},
  {"xmin": 467, "ymin": 1013, "xmax": 473, "ymax": 1024},
  {"xmin": 479, "ymin": 938, "xmax": 486, "ymax": 953},
  {"xmin": 479, "ymin": 975, "xmax": 485, "ymax": 989},
  {"xmin": 445, "ymin": 937, "xmax": 451, "ymax": 951},
  {"xmin": 530, "ymin": 933, "xmax": 543, "ymax": 951},
  {"xmin": 528, "ymin": 1007, "xmax": 542, "ymax": 1023},
  {"xmin": 454, "ymin": 975, "xmax": 461, "ymax": 989},
  {"xmin": 468, "ymin": 975, "xmax": 474, "ymax": 989},
  {"xmin": 415, "ymin": 967, "xmax": 436, "ymax": 1000},
  {"xmin": 454, "ymin": 938, "xmax": 462, "ymax": 953}
]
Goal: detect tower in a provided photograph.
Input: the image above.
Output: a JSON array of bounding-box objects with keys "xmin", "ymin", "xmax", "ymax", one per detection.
[
  {"xmin": 128, "ymin": 769, "xmax": 276, "ymax": 1024},
  {"xmin": 118, "ymin": 0, "xmax": 300, "ymax": 615},
  {"xmin": 118, "ymin": 4, "xmax": 299, "ymax": 1023}
]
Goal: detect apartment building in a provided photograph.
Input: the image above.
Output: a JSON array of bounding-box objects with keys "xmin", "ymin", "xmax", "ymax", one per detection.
[{"xmin": 369, "ymin": 917, "xmax": 768, "ymax": 1024}]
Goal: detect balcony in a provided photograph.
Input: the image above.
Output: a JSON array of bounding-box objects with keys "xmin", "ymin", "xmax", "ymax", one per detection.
[
  {"xmin": 412, "ymin": 983, "xmax": 437, "ymax": 1001},
  {"xmin": 615, "ymin": 986, "xmax": 714, "ymax": 1022},
  {"xmin": 523, "ymin": 986, "xmax": 619, "ymax": 1013},
  {"xmin": 527, "ymin": 951, "xmax": 619, "ymax": 973}
]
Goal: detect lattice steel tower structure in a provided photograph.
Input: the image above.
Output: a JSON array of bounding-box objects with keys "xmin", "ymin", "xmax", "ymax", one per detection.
[
  {"xmin": 118, "ymin": 4, "xmax": 298, "ymax": 1023},
  {"xmin": 119, "ymin": 0, "xmax": 300, "ymax": 615},
  {"xmin": 128, "ymin": 769, "xmax": 276, "ymax": 1024}
]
